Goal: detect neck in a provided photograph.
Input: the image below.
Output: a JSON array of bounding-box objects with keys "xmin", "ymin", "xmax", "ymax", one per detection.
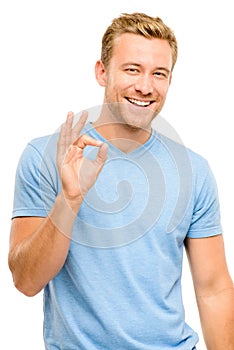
[{"xmin": 92, "ymin": 115, "xmax": 152, "ymax": 154}]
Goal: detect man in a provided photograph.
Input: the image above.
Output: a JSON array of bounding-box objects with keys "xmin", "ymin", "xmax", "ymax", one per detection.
[{"xmin": 8, "ymin": 12, "xmax": 234, "ymax": 349}]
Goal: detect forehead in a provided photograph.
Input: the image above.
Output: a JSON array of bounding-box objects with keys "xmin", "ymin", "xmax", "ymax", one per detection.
[{"xmin": 111, "ymin": 33, "xmax": 172, "ymax": 69}]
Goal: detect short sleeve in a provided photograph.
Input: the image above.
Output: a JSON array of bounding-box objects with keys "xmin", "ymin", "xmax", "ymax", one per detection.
[
  {"xmin": 187, "ymin": 162, "xmax": 222, "ymax": 238},
  {"xmin": 12, "ymin": 138, "xmax": 59, "ymax": 218}
]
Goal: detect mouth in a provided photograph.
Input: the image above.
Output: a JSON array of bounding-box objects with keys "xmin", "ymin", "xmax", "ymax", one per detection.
[{"xmin": 125, "ymin": 97, "xmax": 154, "ymax": 107}]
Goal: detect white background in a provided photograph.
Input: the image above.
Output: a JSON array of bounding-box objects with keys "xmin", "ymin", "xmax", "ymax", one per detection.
[{"xmin": 1, "ymin": 1, "xmax": 233, "ymax": 349}]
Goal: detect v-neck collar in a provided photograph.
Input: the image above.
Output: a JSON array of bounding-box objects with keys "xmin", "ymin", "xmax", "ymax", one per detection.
[{"xmin": 84, "ymin": 122, "xmax": 158, "ymax": 158}]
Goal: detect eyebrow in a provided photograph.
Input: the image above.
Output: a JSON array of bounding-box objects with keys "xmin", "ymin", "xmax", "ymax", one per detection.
[
  {"xmin": 120, "ymin": 63, "xmax": 171, "ymax": 73},
  {"xmin": 156, "ymin": 67, "xmax": 171, "ymax": 74}
]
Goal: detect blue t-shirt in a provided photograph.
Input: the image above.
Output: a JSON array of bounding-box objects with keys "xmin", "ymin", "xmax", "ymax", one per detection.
[{"xmin": 12, "ymin": 122, "xmax": 222, "ymax": 350}]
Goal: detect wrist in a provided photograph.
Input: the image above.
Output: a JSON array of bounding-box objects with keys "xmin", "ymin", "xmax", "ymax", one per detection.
[
  {"xmin": 48, "ymin": 192, "xmax": 83, "ymax": 238},
  {"xmin": 60, "ymin": 191, "xmax": 84, "ymax": 214}
]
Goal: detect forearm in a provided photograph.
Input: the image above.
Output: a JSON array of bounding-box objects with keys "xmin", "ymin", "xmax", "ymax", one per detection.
[
  {"xmin": 8, "ymin": 193, "xmax": 81, "ymax": 296},
  {"xmin": 197, "ymin": 286, "xmax": 234, "ymax": 349}
]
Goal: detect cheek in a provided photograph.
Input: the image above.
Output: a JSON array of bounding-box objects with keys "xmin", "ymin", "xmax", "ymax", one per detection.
[
  {"xmin": 113, "ymin": 71, "xmax": 136, "ymax": 89},
  {"xmin": 106, "ymin": 73, "xmax": 122, "ymax": 90},
  {"xmin": 156, "ymin": 81, "xmax": 170, "ymax": 97}
]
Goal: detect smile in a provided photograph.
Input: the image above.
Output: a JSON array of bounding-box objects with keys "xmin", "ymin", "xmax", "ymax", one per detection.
[{"xmin": 126, "ymin": 97, "xmax": 154, "ymax": 107}]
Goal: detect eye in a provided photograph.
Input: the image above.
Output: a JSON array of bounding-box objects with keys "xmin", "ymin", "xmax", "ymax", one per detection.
[
  {"xmin": 125, "ymin": 67, "xmax": 140, "ymax": 74},
  {"xmin": 154, "ymin": 71, "xmax": 169, "ymax": 79}
]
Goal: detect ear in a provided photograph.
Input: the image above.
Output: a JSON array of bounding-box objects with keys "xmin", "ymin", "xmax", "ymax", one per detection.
[{"xmin": 95, "ymin": 60, "xmax": 107, "ymax": 87}]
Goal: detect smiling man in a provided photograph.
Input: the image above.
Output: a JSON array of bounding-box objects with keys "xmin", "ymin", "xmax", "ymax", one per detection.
[
  {"xmin": 94, "ymin": 34, "xmax": 172, "ymax": 146},
  {"xmin": 9, "ymin": 12, "xmax": 234, "ymax": 350}
]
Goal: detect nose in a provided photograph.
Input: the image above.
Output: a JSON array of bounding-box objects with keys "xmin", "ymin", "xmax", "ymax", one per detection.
[{"xmin": 134, "ymin": 74, "xmax": 154, "ymax": 95}]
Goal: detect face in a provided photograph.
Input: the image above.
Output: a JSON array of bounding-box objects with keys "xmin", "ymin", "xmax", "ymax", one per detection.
[{"xmin": 96, "ymin": 33, "xmax": 173, "ymax": 131}]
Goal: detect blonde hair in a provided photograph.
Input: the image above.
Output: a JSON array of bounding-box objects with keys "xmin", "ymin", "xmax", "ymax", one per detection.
[{"xmin": 101, "ymin": 12, "xmax": 178, "ymax": 71}]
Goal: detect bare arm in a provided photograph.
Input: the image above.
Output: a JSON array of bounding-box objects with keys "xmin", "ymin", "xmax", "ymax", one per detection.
[
  {"xmin": 8, "ymin": 111, "xmax": 108, "ymax": 296},
  {"xmin": 185, "ymin": 235, "xmax": 234, "ymax": 349},
  {"xmin": 8, "ymin": 195, "xmax": 78, "ymax": 297}
]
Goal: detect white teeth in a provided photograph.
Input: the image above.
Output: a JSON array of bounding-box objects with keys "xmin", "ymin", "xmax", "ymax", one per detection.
[{"xmin": 128, "ymin": 98, "xmax": 151, "ymax": 106}]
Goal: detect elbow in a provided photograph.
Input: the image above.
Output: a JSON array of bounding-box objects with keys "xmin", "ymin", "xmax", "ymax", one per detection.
[
  {"xmin": 13, "ymin": 277, "xmax": 42, "ymax": 297},
  {"xmin": 194, "ymin": 276, "xmax": 234, "ymax": 299},
  {"xmin": 8, "ymin": 256, "xmax": 42, "ymax": 297},
  {"xmin": 19, "ymin": 286, "xmax": 41, "ymax": 298}
]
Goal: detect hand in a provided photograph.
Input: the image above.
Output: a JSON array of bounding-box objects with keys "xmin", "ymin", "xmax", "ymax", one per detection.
[{"xmin": 57, "ymin": 111, "xmax": 108, "ymax": 208}]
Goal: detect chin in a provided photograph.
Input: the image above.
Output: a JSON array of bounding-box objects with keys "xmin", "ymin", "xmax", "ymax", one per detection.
[
  {"xmin": 123, "ymin": 106, "xmax": 156, "ymax": 131},
  {"xmin": 103, "ymin": 101, "xmax": 157, "ymax": 130},
  {"xmin": 122, "ymin": 117, "xmax": 152, "ymax": 132}
]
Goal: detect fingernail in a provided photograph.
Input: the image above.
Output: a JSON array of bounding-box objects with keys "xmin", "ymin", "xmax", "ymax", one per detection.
[{"xmin": 96, "ymin": 140, "xmax": 103, "ymax": 146}]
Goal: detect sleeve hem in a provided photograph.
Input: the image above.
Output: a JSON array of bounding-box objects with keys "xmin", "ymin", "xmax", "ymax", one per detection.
[
  {"xmin": 187, "ymin": 226, "xmax": 223, "ymax": 238},
  {"xmin": 12, "ymin": 208, "xmax": 48, "ymax": 219}
]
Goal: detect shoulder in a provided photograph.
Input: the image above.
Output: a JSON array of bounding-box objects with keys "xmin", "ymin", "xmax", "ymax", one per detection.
[
  {"xmin": 156, "ymin": 132, "xmax": 211, "ymax": 176},
  {"xmin": 26, "ymin": 133, "xmax": 59, "ymax": 157},
  {"xmin": 16, "ymin": 133, "xmax": 59, "ymax": 178}
]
